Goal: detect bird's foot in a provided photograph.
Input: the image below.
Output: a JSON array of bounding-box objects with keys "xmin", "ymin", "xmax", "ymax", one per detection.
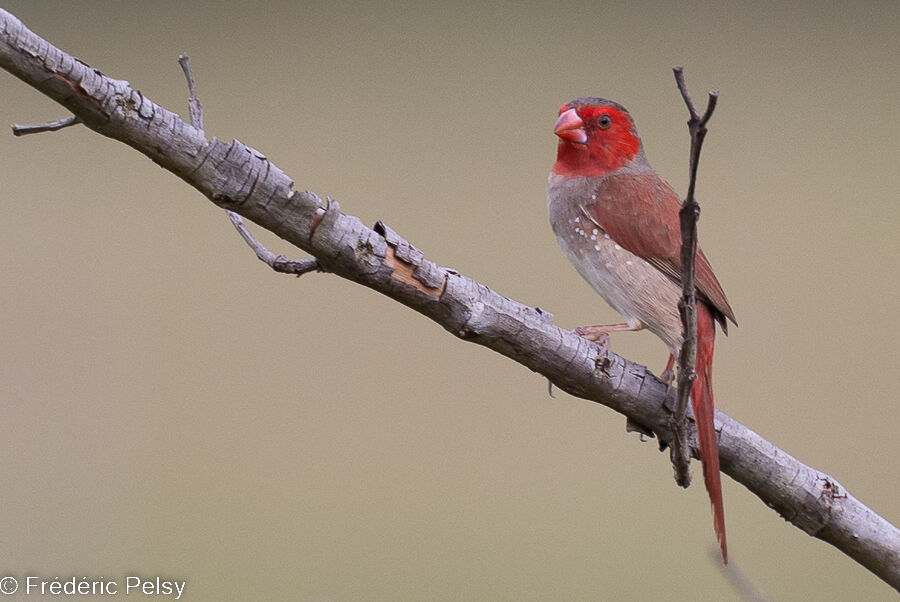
[
  {"xmin": 575, "ymin": 321, "xmax": 642, "ymax": 357},
  {"xmin": 574, "ymin": 326, "xmax": 611, "ymax": 346},
  {"xmin": 574, "ymin": 322, "xmax": 643, "ymax": 374},
  {"xmin": 573, "ymin": 328, "xmax": 612, "ymax": 376}
]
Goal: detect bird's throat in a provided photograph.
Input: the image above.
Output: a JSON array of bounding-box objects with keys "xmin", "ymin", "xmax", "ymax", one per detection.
[{"xmin": 552, "ymin": 139, "xmax": 639, "ymax": 177}]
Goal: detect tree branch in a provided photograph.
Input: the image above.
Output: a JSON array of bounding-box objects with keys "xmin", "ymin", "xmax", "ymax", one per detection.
[{"xmin": 1, "ymin": 9, "xmax": 898, "ymax": 590}]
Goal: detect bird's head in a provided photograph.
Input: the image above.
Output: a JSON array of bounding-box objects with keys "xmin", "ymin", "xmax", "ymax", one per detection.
[{"xmin": 552, "ymin": 97, "xmax": 642, "ymax": 177}]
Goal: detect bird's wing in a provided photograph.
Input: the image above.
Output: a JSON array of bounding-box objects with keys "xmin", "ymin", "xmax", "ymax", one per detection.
[{"xmin": 581, "ymin": 173, "xmax": 737, "ymax": 330}]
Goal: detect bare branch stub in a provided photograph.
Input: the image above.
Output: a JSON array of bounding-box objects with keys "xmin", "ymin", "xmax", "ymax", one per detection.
[
  {"xmin": 178, "ymin": 55, "xmax": 204, "ymax": 132},
  {"xmin": 11, "ymin": 114, "xmax": 81, "ymax": 136},
  {"xmin": 226, "ymin": 211, "xmax": 320, "ymax": 276},
  {"xmin": 669, "ymin": 67, "xmax": 719, "ymax": 488}
]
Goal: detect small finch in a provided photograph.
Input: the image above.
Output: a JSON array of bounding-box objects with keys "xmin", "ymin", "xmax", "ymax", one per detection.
[{"xmin": 547, "ymin": 97, "xmax": 736, "ymax": 562}]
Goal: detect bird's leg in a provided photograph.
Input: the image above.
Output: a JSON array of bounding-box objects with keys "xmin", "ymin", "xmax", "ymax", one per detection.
[
  {"xmin": 574, "ymin": 322, "xmax": 641, "ymax": 340},
  {"xmin": 574, "ymin": 322, "xmax": 644, "ymax": 357}
]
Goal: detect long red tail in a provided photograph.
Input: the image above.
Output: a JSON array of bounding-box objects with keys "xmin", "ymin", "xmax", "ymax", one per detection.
[{"xmin": 693, "ymin": 303, "xmax": 727, "ymax": 563}]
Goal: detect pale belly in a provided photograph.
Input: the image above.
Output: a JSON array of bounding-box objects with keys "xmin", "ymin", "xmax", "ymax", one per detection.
[{"xmin": 548, "ymin": 175, "xmax": 684, "ymax": 354}]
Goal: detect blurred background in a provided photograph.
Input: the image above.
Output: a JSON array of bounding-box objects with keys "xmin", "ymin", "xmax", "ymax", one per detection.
[{"xmin": 1, "ymin": 1, "xmax": 898, "ymax": 600}]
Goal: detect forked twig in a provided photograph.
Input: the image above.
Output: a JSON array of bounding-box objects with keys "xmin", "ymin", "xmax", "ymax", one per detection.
[{"xmin": 670, "ymin": 66, "xmax": 718, "ymax": 487}]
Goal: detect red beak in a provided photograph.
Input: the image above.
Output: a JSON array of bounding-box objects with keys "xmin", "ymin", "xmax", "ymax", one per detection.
[{"xmin": 554, "ymin": 108, "xmax": 587, "ymax": 144}]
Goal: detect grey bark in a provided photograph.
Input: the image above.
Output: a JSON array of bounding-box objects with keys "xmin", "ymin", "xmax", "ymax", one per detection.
[{"xmin": 1, "ymin": 9, "xmax": 897, "ymax": 590}]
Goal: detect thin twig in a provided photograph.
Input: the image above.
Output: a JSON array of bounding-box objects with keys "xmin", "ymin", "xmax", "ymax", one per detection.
[
  {"xmin": 670, "ymin": 66, "xmax": 718, "ymax": 488},
  {"xmin": 177, "ymin": 54, "xmax": 320, "ymax": 277},
  {"xmin": 226, "ymin": 212, "xmax": 320, "ymax": 275},
  {"xmin": 11, "ymin": 114, "xmax": 80, "ymax": 136}
]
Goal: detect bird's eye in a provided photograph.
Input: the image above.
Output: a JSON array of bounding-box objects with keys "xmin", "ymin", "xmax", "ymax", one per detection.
[{"xmin": 597, "ymin": 114, "xmax": 612, "ymax": 129}]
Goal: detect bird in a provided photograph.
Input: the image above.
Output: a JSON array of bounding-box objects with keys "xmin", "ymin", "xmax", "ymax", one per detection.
[{"xmin": 547, "ymin": 97, "xmax": 736, "ymax": 563}]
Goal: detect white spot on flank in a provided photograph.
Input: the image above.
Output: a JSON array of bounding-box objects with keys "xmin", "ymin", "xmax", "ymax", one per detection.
[
  {"xmin": 591, "ymin": 194, "xmax": 597, "ymax": 200},
  {"xmin": 626, "ymin": 260, "xmax": 633, "ymax": 266},
  {"xmin": 604, "ymin": 261, "xmax": 612, "ymax": 268},
  {"xmin": 614, "ymin": 244, "xmax": 621, "ymax": 250},
  {"xmin": 590, "ymin": 234, "xmax": 596, "ymax": 240},
  {"xmin": 574, "ymin": 217, "xmax": 580, "ymax": 222},
  {"xmin": 604, "ymin": 233, "xmax": 610, "ymax": 239},
  {"xmin": 592, "ymin": 228, "xmax": 598, "ymax": 235}
]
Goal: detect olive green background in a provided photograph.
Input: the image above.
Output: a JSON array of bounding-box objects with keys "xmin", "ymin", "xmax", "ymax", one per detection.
[{"xmin": 1, "ymin": 2, "xmax": 898, "ymax": 600}]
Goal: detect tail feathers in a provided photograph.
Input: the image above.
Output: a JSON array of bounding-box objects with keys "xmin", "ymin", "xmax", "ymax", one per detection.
[{"xmin": 693, "ymin": 303, "xmax": 727, "ymax": 564}]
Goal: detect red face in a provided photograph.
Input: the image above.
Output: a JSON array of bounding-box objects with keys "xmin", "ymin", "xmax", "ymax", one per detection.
[{"xmin": 552, "ymin": 101, "xmax": 641, "ymax": 177}]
